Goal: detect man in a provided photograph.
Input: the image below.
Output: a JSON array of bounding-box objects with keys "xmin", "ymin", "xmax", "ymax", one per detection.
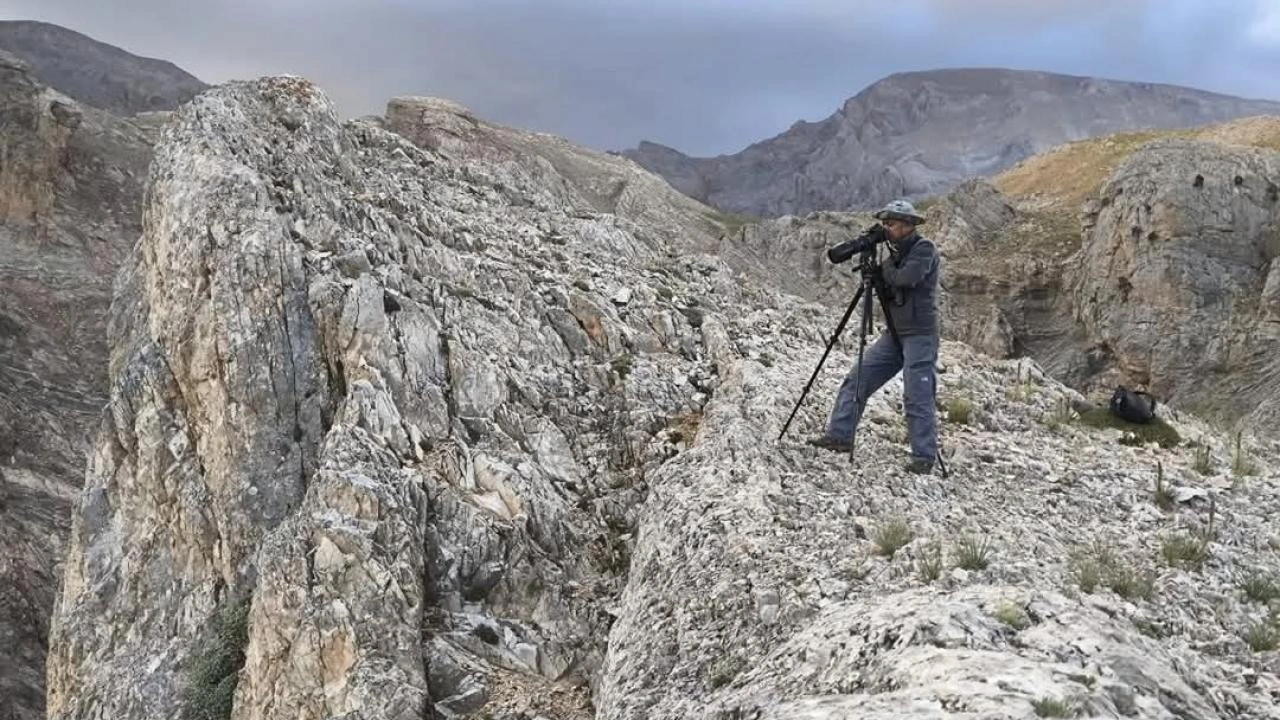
[{"xmin": 808, "ymin": 199, "xmax": 942, "ymax": 474}]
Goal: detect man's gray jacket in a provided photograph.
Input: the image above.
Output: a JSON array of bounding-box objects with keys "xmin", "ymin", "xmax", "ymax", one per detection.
[{"xmin": 879, "ymin": 232, "xmax": 941, "ymax": 337}]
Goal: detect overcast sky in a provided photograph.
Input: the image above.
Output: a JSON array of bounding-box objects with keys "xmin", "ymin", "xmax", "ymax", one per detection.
[{"xmin": 2, "ymin": 0, "xmax": 1278, "ymax": 156}]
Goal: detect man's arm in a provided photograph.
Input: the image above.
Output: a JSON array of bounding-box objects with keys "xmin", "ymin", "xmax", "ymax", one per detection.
[{"xmin": 881, "ymin": 240, "xmax": 938, "ymax": 289}]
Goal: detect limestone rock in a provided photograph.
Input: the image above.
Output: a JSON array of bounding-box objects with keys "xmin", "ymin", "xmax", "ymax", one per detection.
[
  {"xmin": 40, "ymin": 74, "xmax": 1280, "ymax": 720},
  {"xmin": 0, "ymin": 50, "xmax": 153, "ymax": 720},
  {"xmin": 1071, "ymin": 138, "xmax": 1280, "ymax": 429},
  {"xmin": 43, "ymin": 75, "xmax": 748, "ymax": 720}
]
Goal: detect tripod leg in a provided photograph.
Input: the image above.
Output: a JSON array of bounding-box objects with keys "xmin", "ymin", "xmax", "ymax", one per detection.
[
  {"xmin": 778, "ymin": 285, "xmax": 864, "ymax": 441},
  {"xmin": 848, "ymin": 281, "xmax": 877, "ymax": 462}
]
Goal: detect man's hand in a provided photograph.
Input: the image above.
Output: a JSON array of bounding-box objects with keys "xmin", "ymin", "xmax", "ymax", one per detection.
[{"xmin": 881, "ymin": 238, "xmax": 939, "ymax": 289}]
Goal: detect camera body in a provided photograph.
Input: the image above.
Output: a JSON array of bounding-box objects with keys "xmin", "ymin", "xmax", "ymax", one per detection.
[{"xmin": 827, "ymin": 223, "xmax": 888, "ymax": 264}]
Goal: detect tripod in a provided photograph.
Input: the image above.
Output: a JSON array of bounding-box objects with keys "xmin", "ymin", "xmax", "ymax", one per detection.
[{"xmin": 778, "ymin": 246, "xmax": 949, "ymax": 475}]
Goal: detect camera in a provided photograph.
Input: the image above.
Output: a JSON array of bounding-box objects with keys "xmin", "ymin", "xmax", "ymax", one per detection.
[{"xmin": 827, "ymin": 223, "xmax": 887, "ymax": 264}]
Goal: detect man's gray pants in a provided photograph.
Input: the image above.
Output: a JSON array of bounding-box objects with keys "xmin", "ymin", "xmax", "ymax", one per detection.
[{"xmin": 826, "ymin": 332, "xmax": 939, "ymax": 462}]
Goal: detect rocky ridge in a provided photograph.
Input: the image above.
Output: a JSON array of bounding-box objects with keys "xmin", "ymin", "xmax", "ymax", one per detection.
[
  {"xmin": 41, "ymin": 74, "xmax": 1280, "ymax": 720},
  {"xmin": 0, "ymin": 49, "xmax": 153, "ymax": 720},
  {"xmin": 621, "ymin": 67, "xmax": 1280, "ymax": 216}
]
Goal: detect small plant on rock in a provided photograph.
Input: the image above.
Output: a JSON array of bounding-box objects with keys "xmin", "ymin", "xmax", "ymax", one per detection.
[
  {"xmin": 1068, "ymin": 541, "xmax": 1154, "ymax": 601},
  {"xmin": 954, "ymin": 534, "xmax": 993, "ymax": 571},
  {"xmin": 945, "ymin": 396, "xmax": 973, "ymax": 425},
  {"xmin": 610, "ymin": 353, "xmax": 634, "ymax": 380},
  {"xmin": 183, "ymin": 600, "xmax": 251, "ymax": 720},
  {"xmin": 915, "ymin": 540, "xmax": 945, "ymax": 583},
  {"xmin": 1106, "ymin": 562, "xmax": 1156, "ymax": 601},
  {"xmin": 1044, "ymin": 397, "xmax": 1076, "ymax": 430},
  {"xmin": 1231, "ymin": 431, "xmax": 1259, "ymax": 478},
  {"xmin": 1006, "ymin": 381, "xmax": 1035, "ymax": 403},
  {"xmin": 704, "ymin": 654, "xmax": 747, "ymax": 689},
  {"xmin": 873, "ymin": 517, "xmax": 914, "ymax": 558},
  {"xmin": 1161, "ymin": 532, "xmax": 1211, "ymax": 571},
  {"xmin": 1192, "ymin": 443, "xmax": 1213, "ymax": 475},
  {"xmin": 1241, "ymin": 571, "xmax": 1280, "ymax": 604},
  {"xmin": 994, "ymin": 601, "xmax": 1030, "ymax": 630},
  {"xmin": 1245, "ymin": 619, "xmax": 1280, "ymax": 652},
  {"xmin": 1161, "ymin": 498, "xmax": 1216, "ymax": 571},
  {"xmin": 1069, "ymin": 553, "xmax": 1102, "ymax": 594},
  {"xmin": 1032, "ymin": 696, "xmax": 1076, "ymax": 718}
]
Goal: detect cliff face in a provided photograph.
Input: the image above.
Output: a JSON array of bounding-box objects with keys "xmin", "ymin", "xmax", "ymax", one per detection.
[
  {"xmin": 0, "ymin": 20, "xmax": 207, "ymax": 116},
  {"xmin": 1072, "ymin": 138, "xmax": 1280, "ymax": 428},
  {"xmin": 42, "ymin": 75, "xmax": 732, "ymax": 720},
  {"xmin": 41, "ymin": 75, "xmax": 1280, "ymax": 720},
  {"xmin": 0, "ymin": 50, "xmax": 153, "ymax": 720},
  {"xmin": 621, "ymin": 68, "xmax": 1280, "ymax": 217}
]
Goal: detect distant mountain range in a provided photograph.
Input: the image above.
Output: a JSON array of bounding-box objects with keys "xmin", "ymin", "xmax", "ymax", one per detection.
[
  {"xmin": 619, "ymin": 67, "xmax": 1280, "ymax": 216},
  {"xmin": 0, "ymin": 20, "xmax": 207, "ymax": 115}
]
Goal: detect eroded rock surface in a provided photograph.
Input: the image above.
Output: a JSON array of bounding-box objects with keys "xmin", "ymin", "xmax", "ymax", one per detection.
[
  {"xmin": 43, "ymin": 75, "xmax": 1280, "ymax": 720},
  {"xmin": 0, "ymin": 50, "xmax": 152, "ymax": 720},
  {"xmin": 1073, "ymin": 138, "xmax": 1280, "ymax": 428},
  {"xmin": 44, "ymin": 75, "xmax": 760, "ymax": 720},
  {"xmin": 598, "ymin": 342, "xmax": 1280, "ymax": 719}
]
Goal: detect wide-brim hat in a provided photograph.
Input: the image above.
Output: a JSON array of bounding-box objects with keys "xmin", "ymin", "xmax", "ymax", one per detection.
[{"xmin": 873, "ymin": 199, "xmax": 926, "ymax": 224}]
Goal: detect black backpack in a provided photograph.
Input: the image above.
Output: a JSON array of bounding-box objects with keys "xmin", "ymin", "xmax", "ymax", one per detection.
[{"xmin": 1109, "ymin": 386, "xmax": 1157, "ymax": 424}]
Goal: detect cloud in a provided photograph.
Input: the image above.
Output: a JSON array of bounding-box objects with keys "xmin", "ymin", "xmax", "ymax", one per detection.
[
  {"xmin": 1248, "ymin": 1, "xmax": 1280, "ymax": 47},
  {"xmin": 1, "ymin": 0, "xmax": 1276, "ymax": 156}
]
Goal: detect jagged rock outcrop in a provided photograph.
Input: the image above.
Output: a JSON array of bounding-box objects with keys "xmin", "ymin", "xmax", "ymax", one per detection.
[
  {"xmin": 43, "ymin": 74, "xmax": 1280, "ymax": 720},
  {"xmin": 621, "ymin": 68, "xmax": 1280, "ymax": 216},
  {"xmin": 381, "ymin": 96, "xmax": 725, "ymax": 253},
  {"xmin": 0, "ymin": 50, "xmax": 153, "ymax": 720},
  {"xmin": 1072, "ymin": 138, "xmax": 1280, "ymax": 429},
  {"xmin": 0, "ymin": 20, "xmax": 207, "ymax": 115},
  {"xmin": 932, "ymin": 134, "xmax": 1280, "ymax": 431},
  {"xmin": 42, "ymin": 75, "xmax": 749, "ymax": 720}
]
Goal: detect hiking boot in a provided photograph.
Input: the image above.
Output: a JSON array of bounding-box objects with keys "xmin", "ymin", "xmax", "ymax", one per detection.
[
  {"xmin": 905, "ymin": 458, "xmax": 934, "ymax": 475},
  {"xmin": 806, "ymin": 435, "xmax": 853, "ymax": 452}
]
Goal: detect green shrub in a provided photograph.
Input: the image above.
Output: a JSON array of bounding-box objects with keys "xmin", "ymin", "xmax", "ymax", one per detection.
[
  {"xmin": 1032, "ymin": 697, "xmax": 1075, "ymax": 718},
  {"xmin": 954, "ymin": 534, "xmax": 993, "ymax": 571},
  {"xmin": 945, "ymin": 396, "xmax": 974, "ymax": 425},
  {"xmin": 1161, "ymin": 532, "xmax": 1211, "ymax": 570},
  {"xmin": 183, "ymin": 600, "xmax": 250, "ymax": 720},
  {"xmin": 1245, "ymin": 620, "xmax": 1280, "ymax": 652}
]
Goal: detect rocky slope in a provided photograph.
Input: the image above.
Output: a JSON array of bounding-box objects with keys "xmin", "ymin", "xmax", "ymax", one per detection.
[
  {"xmin": 42, "ymin": 75, "xmax": 1280, "ymax": 720},
  {"xmin": 0, "ymin": 50, "xmax": 153, "ymax": 720},
  {"xmin": 0, "ymin": 20, "xmax": 207, "ymax": 115},
  {"xmin": 714, "ymin": 116, "xmax": 1280, "ymax": 436},
  {"xmin": 621, "ymin": 67, "xmax": 1280, "ymax": 217}
]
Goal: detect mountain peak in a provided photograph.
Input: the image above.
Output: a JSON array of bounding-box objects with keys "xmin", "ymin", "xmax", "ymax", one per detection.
[
  {"xmin": 0, "ymin": 19, "xmax": 207, "ymax": 115},
  {"xmin": 625, "ymin": 67, "xmax": 1280, "ymax": 216}
]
